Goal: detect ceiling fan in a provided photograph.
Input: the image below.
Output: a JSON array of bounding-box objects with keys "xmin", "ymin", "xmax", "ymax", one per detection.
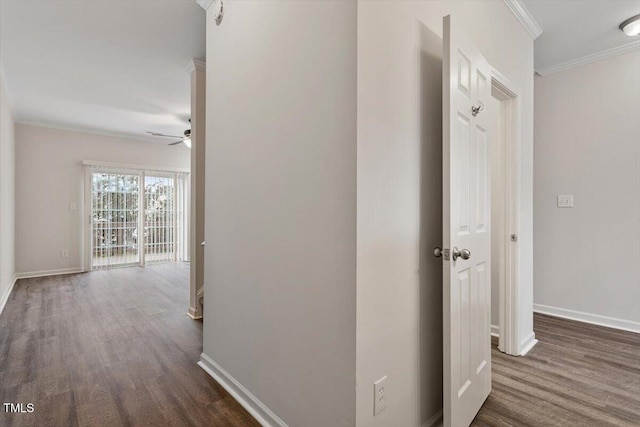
[{"xmin": 146, "ymin": 128, "xmax": 192, "ymax": 148}]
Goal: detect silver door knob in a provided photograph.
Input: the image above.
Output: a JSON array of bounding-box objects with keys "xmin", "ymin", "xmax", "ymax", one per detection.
[
  {"xmin": 433, "ymin": 247, "xmax": 443, "ymax": 258},
  {"xmin": 452, "ymin": 247, "xmax": 471, "ymax": 261}
]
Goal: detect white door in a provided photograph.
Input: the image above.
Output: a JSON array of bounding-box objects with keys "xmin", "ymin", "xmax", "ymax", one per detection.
[{"xmin": 442, "ymin": 15, "xmax": 492, "ymax": 427}]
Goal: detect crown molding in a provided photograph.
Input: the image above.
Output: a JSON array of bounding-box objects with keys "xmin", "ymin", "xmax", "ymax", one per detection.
[
  {"xmin": 185, "ymin": 58, "xmax": 206, "ymax": 74},
  {"xmin": 536, "ymin": 40, "xmax": 640, "ymax": 76},
  {"xmin": 196, "ymin": 0, "xmax": 214, "ymax": 11},
  {"xmin": 502, "ymin": 0, "xmax": 543, "ymax": 40},
  {"xmin": 15, "ymin": 119, "xmax": 170, "ymax": 145}
]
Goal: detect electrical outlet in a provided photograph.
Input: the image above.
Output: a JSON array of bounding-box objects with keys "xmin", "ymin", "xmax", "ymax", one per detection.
[
  {"xmin": 374, "ymin": 376, "xmax": 387, "ymax": 416},
  {"xmin": 61, "ymin": 249, "xmax": 68, "ymax": 258},
  {"xmin": 557, "ymin": 195, "xmax": 574, "ymax": 208}
]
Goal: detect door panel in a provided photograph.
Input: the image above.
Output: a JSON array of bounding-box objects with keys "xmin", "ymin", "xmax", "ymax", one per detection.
[{"xmin": 443, "ymin": 15, "xmax": 492, "ymax": 427}]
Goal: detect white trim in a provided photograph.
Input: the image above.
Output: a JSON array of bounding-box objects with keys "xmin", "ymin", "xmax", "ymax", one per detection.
[
  {"xmin": 185, "ymin": 59, "xmax": 206, "ymax": 74},
  {"xmin": 15, "ymin": 119, "xmax": 175, "ymax": 145},
  {"xmin": 502, "ymin": 0, "xmax": 543, "ymax": 40},
  {"xmin": 192, "ymin": 286, "xmax": 204, "ymax": 318},
  {"xmin": 196, "ymin": 0, "xmax": 214, "ymax": 11},
  {"xmin": 82, "ymin": 160, "xmax": 190, "ymax": 174},
  {"xmin": 490, "ymin": 324, "xmax": 500, "ymax": 338},
  {"xmin": 83, "ymin": 166, "xmax": 91, "ymax": 272},
  {"xmin": 15, "ymin": 268, "xmax": 84, "ymax": 280},
  {"xmin": 534, "ymin": 303, "xmax": 640, "ymax": 334},
  {"xmin": 518, "ymin": 332, "xmax": 538, "ymax": 356},
  {"xmin": 187, "ymin": 306, "xmax": 202, "ymax": 320},
  {"xmin": 422, "ymin": 409, "xmax": 443, "ymax": 427},
  {"xmin": 490, "ymin": 68, "xmax": 527, "ymax": 357},
  {"xmin": 0, "ymin": 275, "xmax": 17, "ymax": 318},
  {"xmin": 536, "ymin": 40, "xmax": 640, "ymax": 76},
  {"xmin": 198, "ymin": 353, "xmax": 288, "ymax": 427},
  {"xmin": 139, "ymin": 170, "xmax": 146, "ymax": 267}
]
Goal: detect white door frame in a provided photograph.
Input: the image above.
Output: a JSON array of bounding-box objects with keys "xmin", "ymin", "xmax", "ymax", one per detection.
[
  {"xmin": 83, "ymin": 166, "xmax": 91, "ymax": 272},
  {"xmin": 82, "ymin": 161, "xmax": 190, "ymax": 272},
  {"xmin": 490, "ymin": 69, "xmax": 523, "ymax": 356},
  {"xmin": 83, "ymin": 166, "xmax": 145, "ymax": 271}
]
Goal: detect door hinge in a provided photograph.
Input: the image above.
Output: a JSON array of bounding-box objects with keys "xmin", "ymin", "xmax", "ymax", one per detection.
[
  {"xmin": 511, "ymin": 234, "xmax": 518, "ymax": 242},
  {"xmin": 444, "ymin": 248, "xmax": 450, "ymax": 261}
]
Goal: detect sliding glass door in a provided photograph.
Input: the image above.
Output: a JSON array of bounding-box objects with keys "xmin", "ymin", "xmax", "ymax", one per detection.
[
  {"xmin": 144, "ymin": 174, "xmax": 176, "ymax": 264},
  {"xmin": 91, "ymin": 171, "xmax": 141, "ymax": 269},
  {"xmin": 89, "ymin": 167, "xmax": 188, "ymax": 270}
]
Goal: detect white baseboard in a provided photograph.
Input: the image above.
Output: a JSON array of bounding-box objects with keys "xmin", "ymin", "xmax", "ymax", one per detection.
[
  {"xmin": 518, "ymin": 331, "xmax": 538, "ymax": 356},
  {"xmin": 187, "ymin": 288, "xmax": 204, "ymax": 320},
  {"xmin": 198, "ymin": 353, "xmax": 287, "ymax": 427},
  {"xmin": 490, "ymin": 324, "xmax": 500, "ymax": 337},
  {"xmin": 187, "ymin": 306, "xmax": 202, "ymax": 320},
  {"xmin": 423, "ymin": 409, "xmax": 443, "ymax": 427},
  {"xmin": 0, "ymin": 274, "xmax": 17, "ymax": 318},
  {"xmin": 534, "ymin": 303, "xmax": 640, "ymax": 334},
  {"xmin": 15, "ymin": 268, "xmax": 84, "ymax": 280}
]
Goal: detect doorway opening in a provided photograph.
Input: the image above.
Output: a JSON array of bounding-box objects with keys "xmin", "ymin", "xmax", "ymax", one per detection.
[
  {"xmin": 84, "ymin": 164, "xmax": 189, "ymax": 271},
  {"xmin": 490, "ymin": 70, "xmax": 522, "ymax": 356}
]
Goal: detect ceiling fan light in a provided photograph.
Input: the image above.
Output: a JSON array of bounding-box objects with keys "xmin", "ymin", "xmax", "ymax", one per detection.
[
  {"xmin": 184, "ymin": 138, "xmax": 192, "ymax": 148},
  {"xmin": 620, "ymin": 14, "xmax": 640, "ymax": 36}
]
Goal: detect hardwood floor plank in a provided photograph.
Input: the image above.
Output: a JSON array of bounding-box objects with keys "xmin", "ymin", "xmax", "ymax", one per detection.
[
  {"xmin": 75, "ymin": 383, "xmax": 124, "ymax": 427},
  {"xmin": 473, "ymin": 313, "xmax": 640, "ymax": 426},
  {"xmin": 35, "ymin": 391, "xmax": 79, "ymax": 427},
  {"xmin": 0, "ymin": 264, "xmax": 260, "ymax": 427},
  {"xmin": 2, "ymin": 264, "xmax": 637, "ymax": 426}
]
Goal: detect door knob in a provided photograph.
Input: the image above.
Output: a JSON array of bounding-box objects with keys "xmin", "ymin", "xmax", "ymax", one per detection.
[
  {"xmin": 433, "ymin": 247, "xmax": 443, "ymax": 258},
  {"xmin": 452, "ymin": 247, "xmax": 471, "ymax": 261}
]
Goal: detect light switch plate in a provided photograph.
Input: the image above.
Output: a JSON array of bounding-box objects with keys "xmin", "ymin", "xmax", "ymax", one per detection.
[
  {"xmin": 69, "ymin": 202, "xmax": 77, "ymax": 211},
  {"xmin": 557, "ymin": 195, "xmax": 573, "ymax": 208}
]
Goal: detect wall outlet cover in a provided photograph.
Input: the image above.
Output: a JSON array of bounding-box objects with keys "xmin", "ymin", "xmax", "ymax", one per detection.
[{"xmin": 374, "ymin": 376, "xmax": 387, "ymax": 416}]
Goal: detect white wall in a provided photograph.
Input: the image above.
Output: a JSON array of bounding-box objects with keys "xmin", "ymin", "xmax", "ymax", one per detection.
[
  {"xmin": 203, "ymin": 2, "xmax": 357, "ymax": 427},
  {"xmin": 0, "ymin": 72, "xmax": 16, "ymax": 312},
  {"xmin": 200, "ymin": 1, "xmax": 534, "ymax": 426},
  {"xmin": 356, "ymin": 2, "xmax": 534, "ymax": 426},
  {"xmin": 15, "ymin": 124, "xmax": 190, "ymax": 275},
  {"xmin": 534, "ymin": 52, "xmax": 640, "ymax": 329}
]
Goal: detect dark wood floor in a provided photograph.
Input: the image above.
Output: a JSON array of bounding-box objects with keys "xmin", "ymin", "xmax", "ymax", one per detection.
[
  {"xmin": 2, "ymin": 266, "xmax": 639, "ymax": 426},
  {"xmin": 473, "ymin": 313, "xmax": 640, "ymax": 426},
  {"xmin": 0, "ymin": 264, "xmax": 259, "ymax": 427}
]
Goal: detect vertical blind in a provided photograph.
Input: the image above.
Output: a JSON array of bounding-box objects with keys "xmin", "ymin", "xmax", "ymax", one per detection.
[
  {"xmin": 143, "ymin": 173, "xmax": 175, "ymax": 265},
  {"xmin": 89, "ymin": 165, "xmax": 188, "ymax": 270}
]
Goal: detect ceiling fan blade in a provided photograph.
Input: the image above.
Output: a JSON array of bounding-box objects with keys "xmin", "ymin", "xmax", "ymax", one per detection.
[
  {"xmin": 147, "ymin": 131, "xmax": 183, "ymax": 138},
  {"xmin": 168, "ymin": 140, "xmax": 184, "ymax": 146}
]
